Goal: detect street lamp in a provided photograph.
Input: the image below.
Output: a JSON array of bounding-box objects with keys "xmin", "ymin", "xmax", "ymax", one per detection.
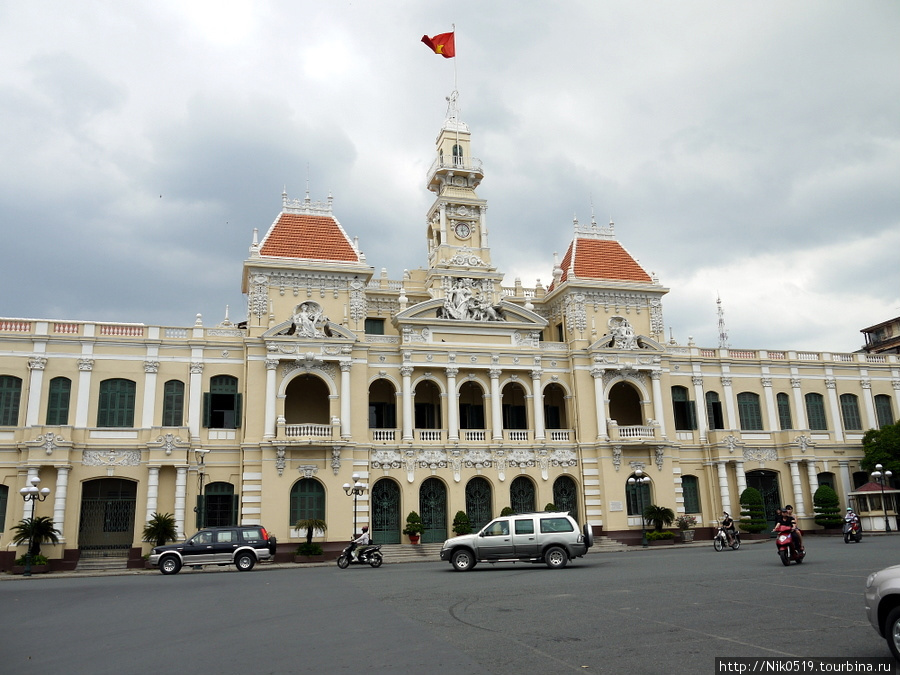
[
  {"xmin": 194, "ymin": 449, "xmax": 209, "ymax": 528},
  {"xmin": 19, "ymin": 475, "xmax": 51, "ymax": 577},
  {"xmin": 628, "ymin": 469, "xmax": 650, "ymax": 548},
  {"xmin": 342, "ymin": 473, "xmax": 367, "ymax": 537},
  {"xmin": 872, "ymin": 463, "xmax": 893, "ymax": 533}
]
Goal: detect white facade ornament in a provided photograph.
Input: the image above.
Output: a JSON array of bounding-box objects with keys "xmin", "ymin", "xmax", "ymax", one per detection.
[
  {"xmin": 150, "ymin": 433, "xmax": 188, "ymax": 455},
  {"xmin": 794, "ymin": 435, "xmax": 814, "ymax": 453},
  {"xmin": 331, "ymin": 447, "xmax": 342, "ymax": 475},
  {"xmin": 28, "ymin": 356, "xmax": 47, "ymax": 370},
  {"xmin": 722, "ymin": 435, "xmax": 741, "ymax": 453},
  {"xmin": 608, "ymin": 316, "xmax": 637, "ymax": 350},
  {"xmin": 655, "ymin": 446, "xmax": 665, "ymax": 471},
  {"xmin": 83, "ymin": 450, "xmax": 141, "ymax": 466},
  {"xmin": 372, "ymin": 449, "xmax": 403, "ymax": 470},
  {"xmin": 463, "ymin": 448, "xmax": 493, "ymax": 469},
  {"xmin": 418, "ymin": 449, "xmax": 448, "ymax": 470},
  {"xmin": 288, "ymin": 302, "xmax": 329, "ymax": 338},
  {"xmin": 30, "ymin": 432, "xmax": 67, "ymax": 455},
  {"xmin": 275, "ymin": 446, "xmax": 286, "ymax": 476},
  {"xmin": 743, "ymin": 447, "xmax": 778, "ymax": 464},
  {"xmin": 612, "ymin": 445, "xmax": 622, "ymax": 471},
  {"xmin": 298, "ymin": 464, "xmax": 319, "ymax": 479},
  {"xmin": 439, "ymin": 277, "xmax": 505, "ymax": 321}
]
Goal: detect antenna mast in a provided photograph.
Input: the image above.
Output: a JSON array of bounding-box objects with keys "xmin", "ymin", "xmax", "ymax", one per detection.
[{"xmin": 717, "ymin": 294, "xmax": 730, "ymax": 348}]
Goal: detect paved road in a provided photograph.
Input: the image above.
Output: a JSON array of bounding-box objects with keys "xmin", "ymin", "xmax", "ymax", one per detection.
[{"xmin": 1, "ymin": 535, "xmax": 895, "ymax": 674}]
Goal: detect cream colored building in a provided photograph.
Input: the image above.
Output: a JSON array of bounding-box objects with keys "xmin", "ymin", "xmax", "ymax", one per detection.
[{"xmin": 2, "ymin": 96, "xmax": 899, "ymax": 568}]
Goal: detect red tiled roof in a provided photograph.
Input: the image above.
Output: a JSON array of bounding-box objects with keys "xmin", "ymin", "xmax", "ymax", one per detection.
[
  {"xmin": 259, "ymin": 213, "xmax": 359, "ymax": 262},
  {"xmin": 853, "ymin": 481, "xmax": 900, "ymax": 493},
  {"xmin": 557, "ymin": 238, "xmax": 652, "ymax": 285}
]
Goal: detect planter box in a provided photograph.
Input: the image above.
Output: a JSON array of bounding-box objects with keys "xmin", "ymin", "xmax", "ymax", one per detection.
[
  {"xmin": 647, "ymin": 539, "xmax": 674, "ymax": 546},
  {"xmin": 11, "ymin": 565, "xmax": 49, "ymax": 575},
  {"xmin": 680, "ymin": 530, "xmax": 695, "ymax": 543},
  {"xmin": 294, "ymin": 555, "xmax": 326, "ymax": 564}
]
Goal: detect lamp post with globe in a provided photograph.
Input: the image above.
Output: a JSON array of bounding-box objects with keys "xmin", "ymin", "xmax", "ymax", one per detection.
[
  {"xmin": 871, "ymin": 464, "xmax": 893, "ymax": 533},
  {"xmin": 342, "ymin": 473, "xmax": 368, "ymax": 538},
  {"xmin": 19, "ymin": 476, "xmax": 52, "ymax": 577}
]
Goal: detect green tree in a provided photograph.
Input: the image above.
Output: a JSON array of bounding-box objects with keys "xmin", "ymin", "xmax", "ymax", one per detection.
[
  {"xmin": 861, "ymin": 421, "xmax": 900, "ymax": 478},
  {"xmin": 642, "ymin": 505, "xmax": 675, "ymax": 532},
  {"xmin": 452, "ymin": 510, "xmax": 472, "ymax": 535},
  {"xmin": 813, "ymin": 485, "xmax": 842, "ymax": 528},
  {"xmin": 738, "ymin": 487, "xmax": 767, "ymax": 533},
  {"xmin": 11, "ymin": 516, "xmax": 61, "ymax": 557},
  {"xmin": 294, "ymin": 518, "xmax": 328, "ymax": 545},
  {"xmin": 402, "ymin": 511, "xmax": 424, "ymax": 536},
  {"xmin": 142, "ymin": 512, "xmax": 178, "ymax": 547}
]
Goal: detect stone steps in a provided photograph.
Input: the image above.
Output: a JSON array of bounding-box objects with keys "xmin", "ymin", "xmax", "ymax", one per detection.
[{"xmin": 76, "ymin": 555, "xmax": 130, "ymax": 571}]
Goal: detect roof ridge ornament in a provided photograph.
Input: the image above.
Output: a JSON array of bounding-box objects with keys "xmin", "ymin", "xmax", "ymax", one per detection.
[{"xmin": 573, "ymin": 213, "xmax": 616, "ymax": 240}]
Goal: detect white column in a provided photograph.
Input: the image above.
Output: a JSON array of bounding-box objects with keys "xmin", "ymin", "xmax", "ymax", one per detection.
[
  {"xmin": 721, "ymin": 375, "xmax": 738, "ymax": 430},
  {"xmin": 401, "ymin": 366, "xmax": 413, "ymax": 440},
  {"xmin": 489, "ymin": 368, "xmax": 502, "ymax": 440},
  {"xmin": 146, "ymin": 466, "xmax": 160, "ymax": 524},
  {"xmin": 188, "ymin": 360, "xmax": 204, "ymax": 441},
  {"xmin": 650, "ymin": 371, "xmax": 666, "ymax": 437},
  {"xmin": 893, "ymin": 380, "xmax": 900, "ymax": 423},
  {"xmin": 592, "ymin": 366, "xmax": 607, "ymax": 440},
  {"xmin": 838, "ymin": 460, "xmax": 853, "ymax": 508},
  {"xmin": 788, "ymin": 460, "xmax": 806, "ymax": 516},
  {"xmin": 761, "ymin": 376, "xmax": 777, "ymax": 431},
  {"xmin": 734, "ymin": 460, "xmax": 747, "ymax": 496},
  {"xmin": 264, "ymin": 359, "xmax": 278, "ymax": 439},
  {"xmin": 791, "ymin": 376, "xmax": 808, "ymax": 429},
  {"xmin": 446, "ymin": 368, "xmax": 459, "ymax": 441},
  {"xmin": 141, "ymin": 360, "xmax": 159, "ymax": 428},
  {"xmin": 74, "ymin": 358, "xmax": 94, "ymax": 428},
  {"xmin": 825, "ymin": 377, "xmax": 843, "ymax": 442},
  {"xmin": 692, "ymin": 374, "xmax": 708, "ymax": 443},
  {"xmin": 531, "ymin": 369, "xmax": 545, "ymax": 441},
  {"xmin": 479, "ymin": 205, "xmax": 489, "ymax": 248},
  {"xmin": 25, "ymin": 356, "xmax": 47, "ymax": 427},
  {"xmin": 340, "ymin": 361, "xmax": 352, "ymax": 439},
  {"xmin": 860, "ymin": 379, "xmax": 877, "ymax": 430},
  {"xmin": 805, "ymin": 461, "xmax": 819, "ymax": 501},
  {"xmin": 174, "ymin": 466, "xmax": 188, "ymax": 538},
  {"xmin": 53, "ymin": 466, "xmax": 70, "ymax": 544},
  {"xmin": 717, "ymin": 461, "xmax": 731, "ymax": 515}
]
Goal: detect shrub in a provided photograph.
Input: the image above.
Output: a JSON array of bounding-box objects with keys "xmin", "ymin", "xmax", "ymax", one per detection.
[
  {"xmin": 143, "ymin": 512, "xmax": 178, "ymax": 547},
  {"xmin": 738, "ymin": 487, "xmax": 767, "ymax": 533},
  {"xmin": 645, "ymin": 530, "xmax": 676, "ymax": 540},
  {"xmin": 643, "ymin": 505, "xmax": 675, "ymax": 531},
  {"xmin": 499, "ymin": 506, "xmax": 516, "ymax": 517},
  {"xmin": 452, "ymin": 510, "xmax": 472, "ymax": 536},
  {"xmin": 813, "ymin": 485, "xmax": 843, "ymax": 528},
  {"xmin": 402, "ymin": 511, "xmax": 424, "ymax": 536},
  {"xmin": 15, "ymin": 554, "xmax": 49, "ymax": 566},
  {"xmin": 675, "ymin": 514, "xmax": 698, "ymax": 530},
  {"xmin": 295, "ymin": 542, "xmax": 324, "ymax": 557}
]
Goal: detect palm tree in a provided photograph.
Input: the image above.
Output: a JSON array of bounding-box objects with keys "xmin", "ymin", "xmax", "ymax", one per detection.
[
  {"xmin": 142, "ymin": 512, "xmax": 179, "ymax": 547},
  {"xmin": 295, "ymin": 518, "xmax": 328, "ymax": 545},
  {"xmin": 11, "ymin": 516, "xmax": 61, "ymax": 557},
  {"xmin": 643, "ymin": 505, "xmax": 676, "ymax": 532}
]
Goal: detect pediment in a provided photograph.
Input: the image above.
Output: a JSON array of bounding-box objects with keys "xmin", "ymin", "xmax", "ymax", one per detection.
[
  {"xmin": 262, "ymin": 319, "xmax": 355, "ymax": 340},
  {"xmin": 394, "ymin": 298, "xmax": 547, "ymax": 328},
  {"xmin": 590, "ymin": 334, "xmax": 665, "ymax": 352}
]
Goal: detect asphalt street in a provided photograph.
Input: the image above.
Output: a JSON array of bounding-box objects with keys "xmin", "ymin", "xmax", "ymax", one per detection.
[{"xmin": 1, "ymin": 535, "xmax": 896, "ymax": 675}]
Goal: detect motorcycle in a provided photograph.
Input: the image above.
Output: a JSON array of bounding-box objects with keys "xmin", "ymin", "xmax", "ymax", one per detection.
[
  {"xmin": 774, "ymin": 523, "xmax": 805, "ymax": 566},
  {"xmin": 336, "ymin": 542, "xmax": 383, "ymax": 569},
  {"xmin": 713, "ymin": 526, "xmax": 741, "ymax": 551},
  {"xmin": 843, "ymin": 517, "xmax": 862, "ymax": 544}
]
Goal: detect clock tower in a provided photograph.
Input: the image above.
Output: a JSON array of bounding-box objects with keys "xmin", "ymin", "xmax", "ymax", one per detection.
[{"xmin": 424, "ymin": 91, "xmax": 502, "ymax": 306}]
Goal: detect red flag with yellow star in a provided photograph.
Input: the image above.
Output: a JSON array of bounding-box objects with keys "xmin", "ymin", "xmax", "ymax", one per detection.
[{"xmin": 421, "ymin": 32, "xmax": 455, "ymax": 58}]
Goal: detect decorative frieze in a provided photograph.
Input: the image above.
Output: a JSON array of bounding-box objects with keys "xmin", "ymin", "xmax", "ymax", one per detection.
[{"xmin": 83, "ymin": 449, "xmax": 141, "ymax": 466}]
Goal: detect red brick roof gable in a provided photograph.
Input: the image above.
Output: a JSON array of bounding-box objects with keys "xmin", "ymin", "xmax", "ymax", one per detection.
[
  {"xmin": 259, "ymin": 212, "xmax": 359, "ymax": 263},
  {"xmin": 557, "ymin": 238, "xmax": 652, "ymax": 285}
]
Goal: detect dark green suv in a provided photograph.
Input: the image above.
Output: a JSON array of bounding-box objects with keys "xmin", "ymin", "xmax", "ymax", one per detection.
[{"xmin": 149, "ymin": 525, "xmax": 277, "ymax": 575}]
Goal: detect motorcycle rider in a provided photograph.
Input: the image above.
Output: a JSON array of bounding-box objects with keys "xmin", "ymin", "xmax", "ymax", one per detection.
[
  {"xmin": 778, "ymin": 505, "xmax": 804, "ymax": 553},
  {"xmin": 844, "ymin": 507, "xmax": 860, "ymax": 533},
  {"xmin": 348, "ymin": 525, "xmax": 370, "ymax": 561},
  {"xmin": 721, "ymin": 511, "xmax": 736, "ymax": 546}
]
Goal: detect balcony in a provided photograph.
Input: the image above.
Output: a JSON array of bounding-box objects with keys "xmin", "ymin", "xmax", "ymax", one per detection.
[{"xmin": 607, "ymin": 421, "xmax": 661, "ymax": 442}]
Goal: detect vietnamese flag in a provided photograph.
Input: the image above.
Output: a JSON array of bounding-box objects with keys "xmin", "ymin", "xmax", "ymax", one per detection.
[{"xmin": 422, "ymin": 32, "xmax": 455, "ymax": 58}]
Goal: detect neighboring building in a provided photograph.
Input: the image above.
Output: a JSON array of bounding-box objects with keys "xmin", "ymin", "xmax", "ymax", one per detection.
[
  {"xmin": 2, "ymin": 96, "xmax": 899, "ymax": 569},
  {"xmin": 862, "ymin": 317, "xmax": 900, "ymax": 355}
]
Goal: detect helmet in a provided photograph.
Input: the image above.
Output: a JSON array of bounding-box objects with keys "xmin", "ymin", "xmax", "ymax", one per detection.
[
  {"xmin": 847, "ymin": 507, "xmax": 853, "ymax": 511},
  {"xmin": 362, "ymin": 526, "xmax": 369, "ymax": 531}
]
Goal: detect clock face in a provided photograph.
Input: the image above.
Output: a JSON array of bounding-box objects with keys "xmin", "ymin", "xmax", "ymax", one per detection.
[{"xmin": 454, "ymin": 222, "xmax": 471, "ymax": 238}]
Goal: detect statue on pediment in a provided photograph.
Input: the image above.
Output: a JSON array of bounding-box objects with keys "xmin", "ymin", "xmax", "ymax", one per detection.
[
  {"xmin": 609, "ymin": 316, "xmax": 637, "ymax": 350},
  {"xmin": 286, "ymin": 302, "xmax": 330, "ymax": 338}
]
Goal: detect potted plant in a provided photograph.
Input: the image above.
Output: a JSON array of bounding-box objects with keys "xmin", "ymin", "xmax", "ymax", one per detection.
[
  {"xmin": 294, "ymin": 518, "xmax": 328, "ymax": 562},
  {"xmin": 643, "ymin": 504, "xmax": 675, "ymax": 532},
  {"xmin": 675, "ymin": 514, "xmax": 698, "ymax": 542},
  {"xmin": 452, "ymin": 511, "xmax": 472, "ymax": 536},
  {"xmin": 142, "ymin": 512, "xmax": 178, "ymax": 547},
  {"xmin": 403, "ymin": 511, "xmax": 424, "ymax": 544}
]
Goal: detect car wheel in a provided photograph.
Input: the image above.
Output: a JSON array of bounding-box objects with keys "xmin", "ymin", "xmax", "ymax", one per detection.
[
  {"xmin": 337, "ymin": 554, "xmax": 349, "ymax": 569},
  {"xmin": 779, "ymin": 549, "xmax": 790, "ymax": 566},
  {"xmin": 369, "ymin": 552, "xmax": 383, "ymax": 568},
  {"xmin": 713, "ymin": 537, "xmax": 724, "ymax": 552},
  {"xmin": 451, "ymin": 549, "xmax": 475, "ymax": 572},
  {"xmin": 160, "ymin": 555, "xmax": 182, "ymax": 575},
  {"xmin": 235, "ymin": 552, "xmax": 255, "ymax": 571},
  {"xmin": 544, "ymin": 546, "xmax": 568, "ymax": 569},
  {"xmin": 885, "ymin": 606, "xmax": 900, "ymax": 662}
]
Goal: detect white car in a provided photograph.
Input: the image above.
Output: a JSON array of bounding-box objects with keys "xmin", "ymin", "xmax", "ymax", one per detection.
[{"xmin": 865, "ymin": 564, "xmax": 900, "ymax": 660}]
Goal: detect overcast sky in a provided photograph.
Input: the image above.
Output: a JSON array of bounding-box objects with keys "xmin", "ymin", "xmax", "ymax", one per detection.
[{"xmin": 1, "ymin": 1, "xmax": 898, "ymax": 352}]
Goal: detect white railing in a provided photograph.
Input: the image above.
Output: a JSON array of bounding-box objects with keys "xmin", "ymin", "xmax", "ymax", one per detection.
[
  {"xmin": 0, "ymin": 320, "xmax": 31, "ymax": 332},
  {"xmin": 728, "ymin": 350, "xmax": 757, "ymax": 359},
  {"xmin": 617, "ymin": 425, "xmax": 656, "ymax": 439},
  {"xmin": 284, "ymin": 424, "xmax": 332, "ymax": 438},
  {"xmin": 464, "ymin": 430, "xmax": 487, "ymax": 442},
  {"xmin": 427, "ymin": 155, "xmax": 483, "ymax": 177},
  {"xmin": 371, "ymin": 429, "xmax": 396, "ymax": 442},
  {"xmin": 99, "ymin": 324, "xmax": 144, "ymax": 337},
  {"xmin": 548, "ymin": 429, "xmax": 571, "ymax": 442},
  {"xmin": 797, "ymin": 352, "xmax": 820, "ymax": 361},
  {"xmin": 417, "ymin": 429, "xmax": 444, "ymax": 442},
  {"xmin": 505, "ymin": 430, "xmax": 530, "ymax": 442},
  {"xmin": 53, "ymin": 322, "xmax": 79, "ymax": 334}
]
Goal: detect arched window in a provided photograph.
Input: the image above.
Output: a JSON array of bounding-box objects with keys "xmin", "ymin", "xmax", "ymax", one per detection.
[
  {"xmin": 162, "ymin": 380, "xmax": 185, "ymax": 427},
  {"xmin": 552, "ymin": 476, "xmax": 578, "ymax": 519},
  {"xmin": 840, "ymin": 394, "xmax": 862, "ymax": 431},
  {"xmin": 776, "ymin": 392, "xmax": 793, "ymax": 430},
  {"xmin": 705, "ymin": 391, "xmax": 724, "ymax": 430},
  {"xmin": 875, "ymin": 394, "xmax": 895, "ymax": 428},
  {"xmin": 737, "ymin": 392, "xmax": 763, "ymax": 431},
  {"xmin": 805, "ymin": 393, "xmax": 827, "ymax": 431},
  {"xmin": 671, "ymin": 386, "xmax": 696, "ymax": 431},
  {"xmin": 501, "ymin": 383, "xmax": 528, "ymax": 430},
  {"xmin": 626, "ymin": 474, "xmax": 652, "ymax": 516},
  {"xmin": 682, "ymin": 475, "xmax": 701, "ymax": 513},
  {"xmin": 97, "ymin": 378, "xmax": 136, "ymax": 428},
  {"xmin": 368, "ymin": 379, "xmax": 397, "ymax": 429},
  {"xmin": 199, "ymin": 482, "xmax": 237, "ymax": 529},
  {"xmin": 204, "ymin": 375, "xmax": 241, "ymax": 429},
  {"xmin": 452, "ymin": 144, "xmax": 463, "ymax": 166},
  {"xmin": 0, "ymin": 375, "xmax": 23, "ymax": 426},
  {"xmin": 289, "ymin": 478, "xmax": 326, "ymax": 525},
  {"xmin": 414, "ymin": 380, "xmax": 441, "ymax": 430},
  {"xmin": 458, "ymin": 381, "xmax": 485, "ymax": 429},
  {"xmin": 510, "ymin": 476, "xmax": 536, "ymax": 513},
  {"xmin": 46, "ymin": 376, "xmax": 71, "ymax": 426},
  {"xmin": 465, "ymin": 477, "xmax": 492, "ymax": 531}
]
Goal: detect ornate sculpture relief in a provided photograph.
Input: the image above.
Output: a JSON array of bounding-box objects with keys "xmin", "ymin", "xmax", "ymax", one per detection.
[
  {"xmin": 438, "ymin": 277, "xmax": 505, "ymax": 321},
  {"xmin": 298, "ymin": 464, "xmax": 319, "ymax": 479},
  {"xmin": 608, "ymin": 316, "xmax": 637, "ymax": 350},
  {"xmin": 149, "ymin": 433, "xmax": 189, "ymax": 455},
  {"xmin": 29, "ymin": 432, "xmax": 68, "ymax": 455},
  {"xmin": 743, "ymin": 447, "xmax": 777, "ymax": 464},
  {"xmin": 28, "ymin": 356, "xmax": 47, "ymax": 370},
  {"xmin": 248, "ymin": 273, "xmax": 269, "ymax": 321},
  {"xmin": 275, "ymin": 446, "xmax": 286, "ymax": 476},
  {"xmin": 565, "ymin": 293, "xmax": 587, "ymax": 334},
  {"xmin": 331, "ymin": 447, "xmax": 342, "ymax": 475},
  {"xmin": 282, "ymin": 302, "xmax": 330, "ymax": 338},
  {"xmin": 83, "ymin": 449, "xmax": 141, "ymax": 466}
]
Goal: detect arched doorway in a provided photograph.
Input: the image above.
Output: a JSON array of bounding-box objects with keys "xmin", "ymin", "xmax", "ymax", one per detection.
[
  {"xmin": 608, "ymin": 381, "xmax": 643, "ymax": 426},
  {"xmin": 78, "ymin": 478, "xmax": 137, "ymax": 558},
  {"xmin": 465, "ymin": 477, "xmax": 492, "ymax": 530},
  {"xmin": 419, "ymin": 478, "xmax": 447, "ymax": 543},
  {"xmin": 371, "ymin": 479, "xmax": 401, "ymax": 544},
  {"xmin": 746, "ymin": 470, "xmax": 782, "ymax": 530},
  {"xmin": 510, "ymin": 476, "xmax": 536, "ymax": 513},
  {"xmin": 553, "ymin": 475, "xmax": 578, "ymax": 520},
  {"xmin": 284, "ymin": 373, "xmax": 330, "ymax": 424},
  {"xmin": 544, "ymin": 383, "xmax": 568, "ymax": 429}
]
